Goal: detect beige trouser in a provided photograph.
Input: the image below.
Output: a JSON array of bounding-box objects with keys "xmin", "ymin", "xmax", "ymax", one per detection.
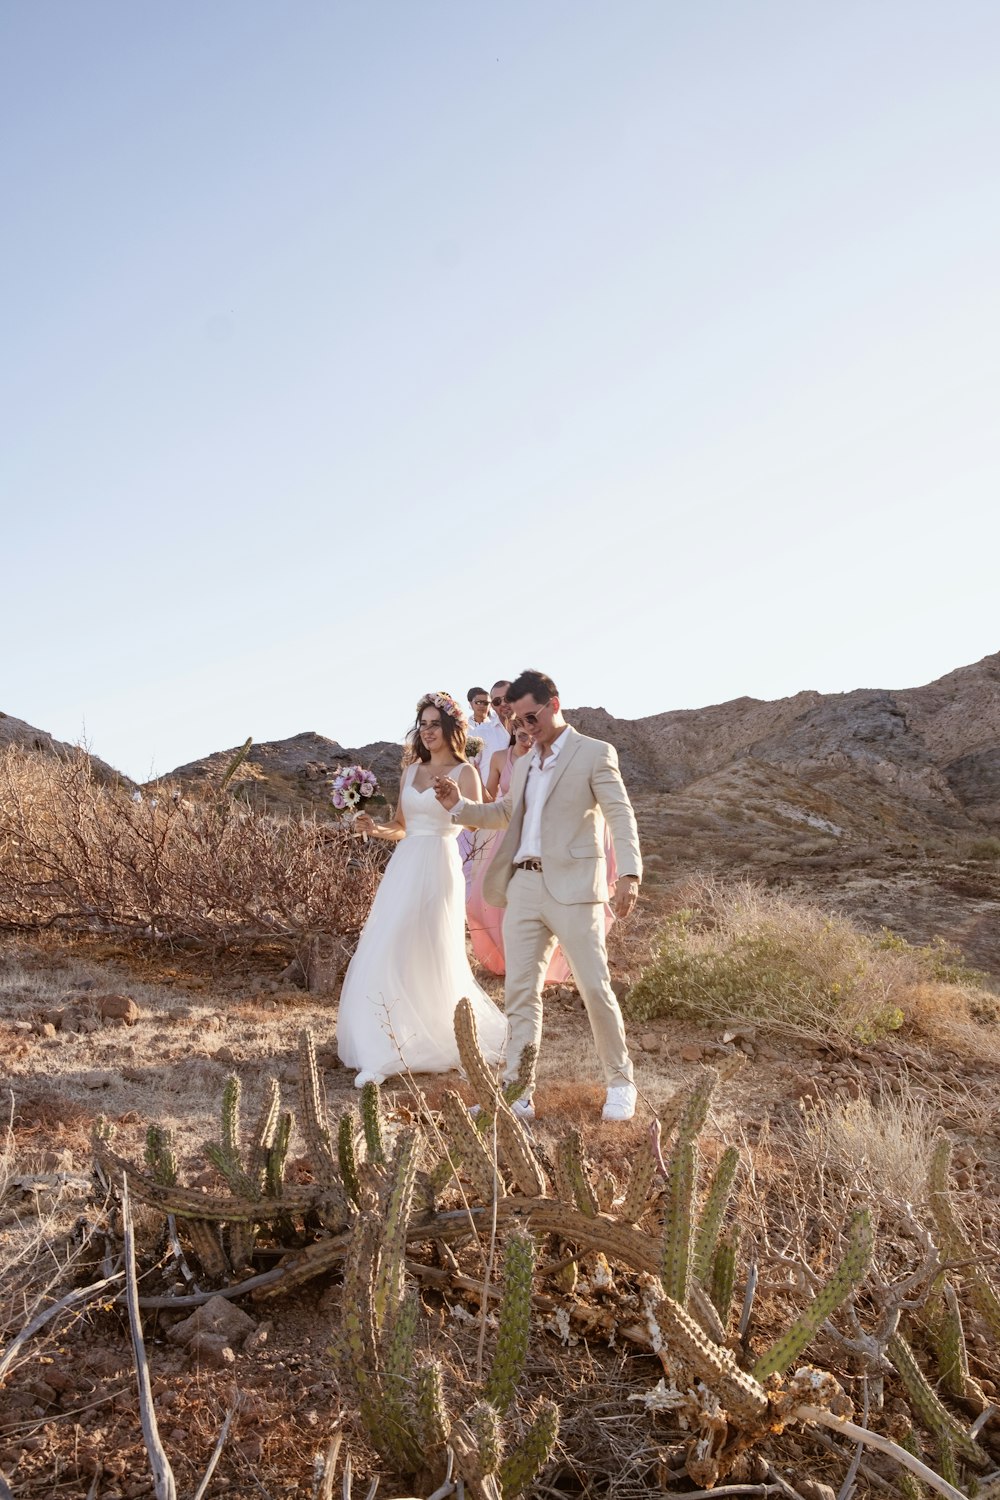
[{"xmin": 502, "ymin": 869, "xmax": 634, "ymax": 1094}]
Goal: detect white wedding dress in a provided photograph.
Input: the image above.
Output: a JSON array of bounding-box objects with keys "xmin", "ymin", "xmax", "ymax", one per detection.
[{"xmin": 336, "ymin": 763, "xmax": 508, "ymax": 1083}]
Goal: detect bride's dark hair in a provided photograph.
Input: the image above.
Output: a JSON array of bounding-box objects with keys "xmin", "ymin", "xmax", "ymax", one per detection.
[{"xmin": 403, "ymin": 691, "xmax": 469, "ymax": 766}]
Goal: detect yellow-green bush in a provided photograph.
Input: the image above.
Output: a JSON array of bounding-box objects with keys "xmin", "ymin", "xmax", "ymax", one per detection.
[{"xmin": 623, "ymin": 881, "xmax": 994, "ymax": 1043}]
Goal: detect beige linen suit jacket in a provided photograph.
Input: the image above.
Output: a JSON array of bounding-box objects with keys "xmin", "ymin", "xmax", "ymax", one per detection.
[{"xmin": 453, "ymin": 726, "xmax": 642, "ymax": 908}]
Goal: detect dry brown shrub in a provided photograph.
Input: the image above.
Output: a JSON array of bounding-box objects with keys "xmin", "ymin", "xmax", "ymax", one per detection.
[
  {"xmin": 0, "ymin": 746, "xmax": 382, "ymax": 955},
  {"xmin": 898, "ymin": 978, "xmax": 1000, "ymax": 1063}
]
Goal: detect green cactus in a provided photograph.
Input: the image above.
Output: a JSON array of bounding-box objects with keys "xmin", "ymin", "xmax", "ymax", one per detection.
[
  {"xmin": 265, "ymin": 1111, "xmax": 291, "ymax": 1198},
  {"xmin": 692, "ymin": 1144, "xmax": 740, "ymax": 1284},
  {"xmin": 436, "ymin": 1089, "xmax": 503, "ymax": 1203},
  {"xmin": 654, "ymin": 1294, "xmax": 769, "ymax": 1425},
  {"xmin": 753, "ymin": 1209, "xmax": 873, "ymax": 1380},
  {"xmin": 415, "ymin": 1359, "xmax": 451, "ymax": 1453},
  {"xmin": 676, "ymin": 1067, "xmax": 718, "ymax": 1144},
  {"xmin": 338, "ymin": 1112, "xmax": 362, "ymax": 1206},
  {"xmin": 484, "ymin": 1229, "xmax": 537, "ymax": 1415},
  {"xmin": 660, "ymin": 1139, "xmax": 697, "ymax": 1306},
  {"xmin": 360, "ymin": 1079, "xmax": 386, "ymax": 1168},
  {"xmin": 502, "ymin": 1043, "xmax": 537, "ymax": 1108},
  {"xmin": 928, "ymin": 1136, "xmax": 1000, "ymax": 1342},
  {"xmin": 934, "ymin": 1281, "xmax": 971, "ymax": 1401},
  {"xmin": 897, "ymin": 1426, "xmax": 924, "ymax": 1500},
  {"xmin": 557, "ymin": 1130, "xmax": 599, "ymax": 1217},
  {"xmin": 888, "ymin": 1331, "xmax": 987, "ymax": 1467},
  {"xmin": 373, "ymin": 1134, "xmax": 418, "ymax": 1331},
  {"xmin": 710, "ymin": 1225, "xmax": 740, "ymax": 1327},
  {"xmin": 245, "ymin": 1078, "xmax": 280, "ymax": 1190},
  {"xmin": 468, "ymin": 1399, "xmax": 502, "ymax": 1476},
  {"xmin": 620, "ymin": 1146, "xmax": 658, "ymax": 1226},
  {"xmin": 221, "ymin": 1073, "xmax": 241, "ymax": 1161},
  {"xmin": 298, "ymin": 1030, "xmax": 339, "ymax": 1187},
  {"xmin": 936, "ymin": 1431, "xmax": 959, "ymax": 1492},
  {"xmin": 498, "ymin": 1399, "xmax": 559, "ymax": 1500},
  {"xmin": 144, "ymin": 1125, "xmax": 177, "ymax": 1187}
]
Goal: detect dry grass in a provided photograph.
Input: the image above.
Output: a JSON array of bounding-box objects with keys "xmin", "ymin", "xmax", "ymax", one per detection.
[{"xmin": 799, "ymin": 1080, "xmax": 939, "ymax": 1206}]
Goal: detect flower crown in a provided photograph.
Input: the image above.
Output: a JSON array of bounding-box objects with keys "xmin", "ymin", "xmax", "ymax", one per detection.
[{"xmin": 418, "ymin": 690, "xmax": 467, "ymax": 729}]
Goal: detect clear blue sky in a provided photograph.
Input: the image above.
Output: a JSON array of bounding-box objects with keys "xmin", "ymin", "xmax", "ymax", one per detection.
[{"xmin": 4, "ymin": 2, "xmax": 998, "ymax": 779}]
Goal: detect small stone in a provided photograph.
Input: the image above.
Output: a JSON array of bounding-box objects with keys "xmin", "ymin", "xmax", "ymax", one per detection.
[
  {"xmin": 243, "ymin": 1319, "xmax": 272, "ymax": 1353},
  {"xmin": 168, "ymin": 1005, "xmax": 196, "ymax": 1021},
  {"xmin": 80, "ymin": 1071, "xmax": 114, "ymax": 1090},
  {"xmin": 98, "ymin": 994, "xmax": 140, "ymax": 1025},
  {"xmin": 168, "ymin": 1294, "xmax": 257, "ymax": 1348},
  {"xmin": 11, "ymin": 1020, "xmax": 33, "ymax": 1034},
  {"xmin": 679, "ymin": 1044, "xmax": 705, "ymax": 1062},
  {"xmin": 798, "ymin": 1483, "xmax": 836, "ymax": 1500},
  {"xmin": 40, "ymin": 1008, "xmax": 66, "ymax": 1029},
  {"xmin": 639, "ymin": 1032, "xmax": 661, "ymax": 1053},
  {"xmin": 37, "ymin": 1022, "xmax": 57, "ymax": 1039},
  {"xmin": 187, "ymin": 1332, "xmax": 236, "ymax": 1368},
  {"xmin": 214, "ymin": 1045, "xmax": 239, "ymax": 1065}
]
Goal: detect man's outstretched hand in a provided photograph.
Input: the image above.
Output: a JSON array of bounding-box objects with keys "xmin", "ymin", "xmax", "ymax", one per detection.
[{"xmin": 433, "ymin": 776, "xmax": 460, "ymax": 811}]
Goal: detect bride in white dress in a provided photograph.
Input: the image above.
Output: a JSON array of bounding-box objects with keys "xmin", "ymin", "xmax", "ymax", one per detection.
[{"xmin": 336, "ymin": 690, "xmax": 509, "ymax": 1086}]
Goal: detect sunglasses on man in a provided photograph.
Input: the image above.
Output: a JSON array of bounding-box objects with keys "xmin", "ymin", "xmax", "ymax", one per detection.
[{"xmin": 514, "ymin": 702, "xmax": 550, "ymax": 728}]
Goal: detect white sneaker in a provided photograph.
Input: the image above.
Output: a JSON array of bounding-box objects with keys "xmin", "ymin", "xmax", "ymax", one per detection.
[
  {"xmin": 510, "ymin": 1096, "xmax": 536, "ymax": 1121},
  {"xmin": 602, "ymin": 1083, "xmax": 637, "ymax": 1122}
]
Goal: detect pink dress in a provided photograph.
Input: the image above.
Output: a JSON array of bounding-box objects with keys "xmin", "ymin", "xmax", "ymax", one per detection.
[{"xmin": 466, "ymin": 749, "xmax": 618, "ymax": 984}]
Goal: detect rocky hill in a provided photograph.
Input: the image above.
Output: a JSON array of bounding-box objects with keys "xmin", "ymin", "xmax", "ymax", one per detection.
[
  {"xmin": 150, "ymin": 651, "xmax": 1000, "ymax": 970},
  {"xmin": 158, "ymin": 731, "xmax": 403, "ymax": 818},
  {"xmin": 0, "ymin": 710, "xmax": 125, "ymax": 786}
]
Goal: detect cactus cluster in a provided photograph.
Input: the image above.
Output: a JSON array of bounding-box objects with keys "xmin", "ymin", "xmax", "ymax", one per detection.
[
  {"xmin": 93, "ymin": 1006, "xmax": 999, "ymax": 1500},
  {"xmin": 332, "ymin": 1189, "xmax": 557, "ymax": 1499}
]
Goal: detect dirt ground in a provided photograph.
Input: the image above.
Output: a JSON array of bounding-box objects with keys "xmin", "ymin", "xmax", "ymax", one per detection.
[{"xmin": 2, "ymin": 919, "xmax": 999, "ymax": 1499}]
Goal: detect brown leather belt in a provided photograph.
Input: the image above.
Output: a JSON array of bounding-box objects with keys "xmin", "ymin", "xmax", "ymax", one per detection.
[{"xmin": 514, "ymin": 858, "xmax": 543, "ymax": 872}]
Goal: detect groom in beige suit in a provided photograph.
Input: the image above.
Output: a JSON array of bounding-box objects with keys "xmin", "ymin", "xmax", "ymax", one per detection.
[{"xmin": 435, "ymin": 668, "xmax": 642, "ymax": 1122}]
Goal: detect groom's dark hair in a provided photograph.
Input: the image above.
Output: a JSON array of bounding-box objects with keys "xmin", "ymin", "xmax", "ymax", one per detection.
[
  {"xmin": 466, "ymin": 686, "xmax": 488, "ymax": 704},
  {"xmin": 508, "ymin": 669, "xmax": 558, "ymax": 703}
]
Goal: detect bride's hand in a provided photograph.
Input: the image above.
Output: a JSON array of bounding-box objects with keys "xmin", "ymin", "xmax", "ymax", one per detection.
[
  {"xmin": 354, "ymin": 813, "xmax": 376, "ymax": 837},
  {"xmin": 434, "ymin": 776, "xmax": 460, "ymax": 810}
]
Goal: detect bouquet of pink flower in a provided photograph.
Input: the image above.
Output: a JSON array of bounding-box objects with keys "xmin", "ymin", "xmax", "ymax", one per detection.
[{"xmin": 330, "ymin": 765, "xmax": 379, "ymax": 812}]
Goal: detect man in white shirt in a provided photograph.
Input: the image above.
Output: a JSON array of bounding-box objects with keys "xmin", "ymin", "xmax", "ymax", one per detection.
[
  {"xmin": 466, "ymin": 684, "xmax": 511, "ymax": 777},
  {"xmin": 436, "ymin": 668, "xmax": 641, "ymax": 1122}
]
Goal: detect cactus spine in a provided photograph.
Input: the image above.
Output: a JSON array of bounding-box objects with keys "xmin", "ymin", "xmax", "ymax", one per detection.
[
  {"xmin": 266, "ymin": 1110, "xmax": 291, "ymax": 1198},
  {"xmin": 498, "ymin": 1399, "xmax": 559, "ymax": 1500},
  {"xmin": 753, "ymin": 1209, "xmax": 873, "ymax": 1380},
  {"xmin": 298, "ymin": 1030, "xmax": 339, "ymax": 1187},
  {"xmin": 484, "ymin": 1229, "xmax": 537, "ymax": 1415}
]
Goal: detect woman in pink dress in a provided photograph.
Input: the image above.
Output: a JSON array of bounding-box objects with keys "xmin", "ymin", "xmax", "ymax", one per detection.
[{"xmin": 466, "ymin": 726, "xmax": 618, "ymax": 983}]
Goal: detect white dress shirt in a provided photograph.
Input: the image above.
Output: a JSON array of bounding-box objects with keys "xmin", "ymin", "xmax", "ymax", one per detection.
[
  {"xmin": 512, "ymin": 730, "xmax": 569, "ymax": 863},
  {"xmin": 470, "ymin": 709, "xmax": 511, "ymax": 772}
]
